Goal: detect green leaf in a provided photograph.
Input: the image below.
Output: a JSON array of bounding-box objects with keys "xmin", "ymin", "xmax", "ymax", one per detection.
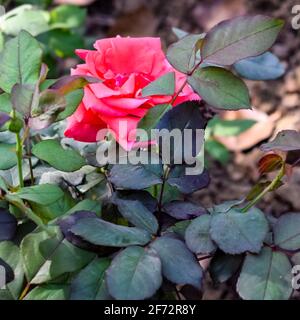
[
  {"xmin": 50, "ymin": 75, "xmax": 99, "ymax": 95},
  {"xmin": 38, "ymin": 29, "xmax": 84, "ymax": 58},
  {"xmin": 0, "ymin": 241, "xmax": 24, "ymax": 300},
  {"xmin": 14, "ymin": 183, "xmax": 64, "ymax": 206},
  {"xmin": 166, "ymin": 34, "xmax": 204, "ymax": 73},
  {"xmin": 234, "ymin": 52, "xmax": 285, "ymax": 80},
  {"xmin": 24, "ymin": 284, "xmax": 70, "ymax": 300},
  {"xmin": 65, "ymin": 199, "xmax": 101, "ymax": 217},
  {"xmin": 33, "ymin": 89, "xmax": 66, "ymax": 117},
  {"xmin": 188, "ymin": 67, "xmax": 251, "ymax": 110},
  {"xmin": 208, "ymin": 117, "xmax": 256, "ymax": 136},
  {"xmin": 113, "ymin": 197, "xmax": 158, "ymax": 234},
  {"xmin": 11, "ymin": 83, "xmax": 39, "ymax": 118},
  {"xmin": 138, "ymin": 103, "xmax": 171, "ymax": 140},
  {"xmin": 109, "ymin": 164, "xmax": 162, "ymax": 190},
  {"xmin": 209, "ymin": 199, "xmax": 244, "ymax": 214},
  {"xmin": 142, "ymin": 72, "xmax": 175, "ymax": 97},
  {"xmin": 273, "ymin": 213, "xmax": 300, "ymax": 250},
  {"xmin": 0, "ymin": 144, "xmax": 17, "ymax": 170},
  {"xmin": 261, "ymin": 130, "xmax": 300, "ymax": 152},
  {"xmin": 210, "ymin": 207, "xmax": 269, "ymax": 254},
  {"xmin": 237, "ymin": 247, "xmax": 292, "ymax": 300},
  {"xmin": 32, "ymin": 139, "xmax": 86, "ymax": 172},
  {"xmin": 50, "ymin": 5, "xmax": 86, "ymax": 29},
  {"xmin": 56, "ymin": 89, "xmax": 83, "ymax": 121},
  {"xmin": 70, "ymin": 217, "xmax": 152, "ymax": 247},
  {"xmin": 0, "ymin": 6, "xmax": 50, "ymax": 37},
  {"xmin": 70, "ymin": 258, "xmax": 111, "ymax": 300},
  {"xmin": 205, "ymin": 139, "xmax": 230, "ymax": 164},
  {"xmin": 0, "ymin": 93, "xmax": 12, "ymax": 113},
  {"xmin": 167, "ymin": 220, "xmax": 191, "ymax": 239},
  {"xmin": 21, "ymin": 226, "xmax": 94, "ymax": 284},
  {"xmin": 201, "ymin": 15, "xmax": 284, "ymax": 65},
  {"xmin": 106, "ymin": 246, "xmax": 162, "ymax": 300},
  {"xmin": 150, "ymin": 236, "xmax": 203, "ymax": 289},
  {"xmin": 210, "ymin": 251, "xmax": 243, "ymax": 284},
  {"xmin": 185, "ymin": 214, "xmax": 216, "ymax": 254},
  {"xmin": 0, "ymin": 30, "xmax": 42, "ymax": 93},
  {"xmin": 31, "ymin": 192, "xmax": 75, "ymax": 222},
  {"xmin": 172, "ymin": 27, "xmax": 189, "ymax": 39}
]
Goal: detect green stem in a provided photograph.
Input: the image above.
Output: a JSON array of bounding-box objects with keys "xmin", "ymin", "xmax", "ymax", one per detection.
[
  {"xmin": 5, "ymin": 194, "xmax": 51, "ymax": 234},
  {"xmin": 158, "ymin": 166, "xmax": 171, "ymax": 212},
  {"xmin": 241, "ymin": 164, "xmax": 285, "ymax": 213},
  {"xmin": 15, "ymin": 131, "xmax": 24, "ymax": 188}
]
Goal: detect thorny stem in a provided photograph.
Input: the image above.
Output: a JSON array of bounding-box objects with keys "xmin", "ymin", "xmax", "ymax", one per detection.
[{"xmin": 241, "ymin": 163, "xmax": 286, "ymax": 213}]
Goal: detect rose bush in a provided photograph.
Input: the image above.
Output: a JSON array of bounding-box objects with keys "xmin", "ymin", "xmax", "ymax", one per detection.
[
  {"xmin": 1, "ymin": 12, "xmax": 299, "ymax": 302},
  {"xmin": 64, "ymin": 36, "xmax": 199, "ymax": 149}
]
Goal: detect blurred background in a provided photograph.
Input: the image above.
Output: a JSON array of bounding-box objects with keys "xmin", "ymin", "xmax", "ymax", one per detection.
[{"xmin": 0, "ymin": 0, "xmax": 299, "ymax": 298}]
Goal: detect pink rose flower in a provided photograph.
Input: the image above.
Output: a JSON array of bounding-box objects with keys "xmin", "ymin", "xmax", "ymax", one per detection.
[{"xmin": 65, "ymin": 36, "xmax": 199, "ymax": 150}]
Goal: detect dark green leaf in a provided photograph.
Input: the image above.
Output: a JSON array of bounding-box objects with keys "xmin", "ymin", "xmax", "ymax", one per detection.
[
  {"xmin": 0, "ymin": 208, "xmax": 17, "ymax": 241},
  {"xmin": 188, "ymin": 67, "xmax": 250, "ymax": 110},
  {"xmin": 32, "ymin": 139, "xmax": 86, "ymax": 172},
  {"xmin": 150, "ymin": 236, "xmax": 203, "ymax": 289},
  {"xmin": 109, "ymin": 164, "xmax": 162, "ymax": 190},
  {"xmin": 237, "ymin": 247, "xmax": 292, "ymax": 300},
  {"xmin": 156, "ymin": 101, "xmax": 207, "ymax": 163},
  {"xmin": 138, "ymin": 103, "xmax": 171, "ymax": 140},
  {"xmin": 70, "ymin": 217, "xmax": 152, "ymax": 247},
  {"xmin": 185, "ymin": 214, "xmax": 216, "ymax": 254},
  {"xmin": 210, "ymin": 207, "xmax": 269, "ymax": 254},
  {"xmin": 106, "ymin": 246, "xmax": 162, "ymax": 300},
  {"xmin": 274, "ymin": 213, "xmax": 300, "ymax": 250},
  {"xmin": 234, "ymin": 52, "xmax": 285, "ymax": 80},
  {"xmin": 210, "ymin": 251, "xmax": 243, "ymax": 284},
  {"xmin": 168, "ymin": 166, "xmax": 210, "ymax": 194},
  {"xmin": 113, "ymin": 196, "xmax": 158, "ymax": 234},
  {"xmin": 201, "ymin": 15, "xmax": 284, "ymax": 65},
  {"xmin": 70, "ymin": 258, "xmax": 111, "ymax": 300},
  {"xmin": 163, "ymin": 200, "xmax": 206, "ymax": 220}
]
